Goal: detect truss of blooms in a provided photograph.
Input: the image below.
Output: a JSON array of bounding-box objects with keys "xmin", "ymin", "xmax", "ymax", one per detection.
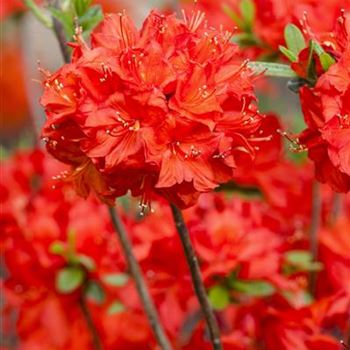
[{"xmin": 40, "ymin": 10, "xmax": 274, "ymax": 209}]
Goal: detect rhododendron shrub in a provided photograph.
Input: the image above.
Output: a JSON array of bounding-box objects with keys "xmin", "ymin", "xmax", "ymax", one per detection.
[
  {"xmin": 3, "ymin": 0, "xmax": 350, "ymax": 349},
  {"xmin": 40, "ymin": 10, "xmax": 271, "ymax": 209},
  {"xmin": 2, "ymin": 150, "xmax": 350, "ymax": 349}
]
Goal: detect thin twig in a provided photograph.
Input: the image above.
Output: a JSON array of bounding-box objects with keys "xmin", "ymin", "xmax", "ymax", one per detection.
[
  {"xmin": 47, "ymin": 0, "xmax": 71, "ymax": 63},
  {"xmin": 309, "ymin": 181, "xmax": 322, "ymax": 294},
  {"xmin": 108, "ymin": 207, "xmax": 172, "ymax": 350},
  {"xmin": 170, "ymin": 203, "xmax": 222, "ymax": 350},
  {"xmin": 330, "ymin": 193, "xmax": 343, "ymax": 223},
  {"xmin": 79, "ymin": 296, "xmax": 103, "ymax": 350}
]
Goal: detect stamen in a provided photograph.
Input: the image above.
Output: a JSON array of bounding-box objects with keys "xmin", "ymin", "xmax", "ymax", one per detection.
[
  {"xmin": 184, "ymin": 145, "xmax": 202, "ymax": 159},
  {"xmin": 73, "ymin": 25, "xmax": 89, "ymax": 51},
  {"xmin": 100, "ymin": 62, "xmax": 114, "ymax": 83},
  {"xmin": 213, "ymin": 147, "xmax": 232, "ymax": 159},
  {"xmin": 248, "ymin": 135, "xmax": 273, "ymax": 142},
  {"xmin": 277, "ymin": 129, "xmax": 307, "ymax": 152},
  {"xmin": 182, "ymin": 9, "xmax": 205, "ymax": 32},
  {"xmin": 37, "ymin": 60, "xmax": 51, "ymax": 78},
  {"xmin": 336, "ymin": 113, "xmax": 349, "ymax": 128},
  {"xmin": 341, "ymin": 340, "xmax": 349, "ymax": 350}
]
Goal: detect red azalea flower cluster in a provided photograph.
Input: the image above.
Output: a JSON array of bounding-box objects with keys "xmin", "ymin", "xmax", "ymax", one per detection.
[
  {"xmin": 40, "ymin": 10, "xmax": 268, "ymax": 209},
  {"xmin": 0, "ymin": 0, "xmax": 25, "ymax": 20},
  {"xmin": 2, "ymin": 150, "xmax": 350, "ymax": 349},
  {"xmin": 299, "ymin": 11, "xmax": 350, "ymax": 193},
  {"xmin": 4, "ymin": 2, "xmax": 350, "ymax": 350},
  {"xmin": 181, "ymin": 0, "xmax": 350, "ymax": 57}
]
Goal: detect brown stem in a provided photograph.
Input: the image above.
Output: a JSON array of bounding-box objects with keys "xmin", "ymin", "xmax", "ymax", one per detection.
[
  {"xmin": 47, "ymin": 0, "xmax": 70, "ymax": 63},
  {"xmin": 79, "ymin": 296, "xmax": 103, "ymax": 350},
  {"xmin": 170, "ymin": 203, "xmax": 222, "ymax": 350},
  {"xmin": 309, "ymin": 181, "xmax": 322, "ymax": 294},
  {"xmin": 108, "ymin": 206, "xmax": 172, "ymax": 350},
  {"xmin": 330, "ymin": 193, "xmax": 343, "ymax": 223}
]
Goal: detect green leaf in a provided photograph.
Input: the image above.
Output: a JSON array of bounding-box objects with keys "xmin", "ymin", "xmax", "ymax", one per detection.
[
  {"xmin": 311, "ymin": 41, "xmax": 336, "ymax": 71},
  {"xmin": 107, "ymin": 301, "xmax": 125, "ymax": 315},
  {"xmin": 56, "ymin": 267, "xmax": 85, "ymax": 294},
  {"xmin": 49, "ymin": 241, "xmax": 65, "ymax": 255},
  {"xmin": 0, "ymin": 146, "xmax": 9, "ymax": 161},
  {"xmin": 319, "ymin": 52, "xmax": 336, "ymax": 71},
  {"xmin": 79, "ymin": 5, "xmax": 103, "ymax": 35},
  {"xmin": 23, "ymin": 0, "xmax": 53, "ymax": 28},
  {"xmin": 85, "ymin": 281, "xmax": 105, "ymax": 304},
  {"xmin": 311, "ymin": 41, "xmax": 325, "ymax": 56},
  {"xmin": 48, "ymin": 6, "xmax": 74, "ymax": 39},
  {"xmin": 285, "ymin": 250, "xmax": 312, "ymax": 265},
  {"xmin": 74, "ymin": 0, "xmax": 92, "ymax": 17},
  {"xmin": 283, "ymin": 290, "xmax": 314, "ymax": 305},
  {"xmin": 231, "ymin": 280, "xmax": 276, "ymax": 297},
  {"xmin": 284, "ymin": 24, "xmax": 306, "ymax": 56},
  {"xmin": 102, "ymin": 273, "xmax": 129, "ymax": 287},
  {"xmin": 239, "ymin": 0, "xmax": 256, "ymax": 30},
  {"xmin": 208, "ymin": 285, "xmax": 230, "ymax": 310},
  {"xmin": 233, "ymin": 32, "xmax": 259, "ymax": 47},
  {"xmin": 76, "ymin": 254, "xmax": 96, "ymax": 271},
  {"xmin": 284, "ymin": 250, "xmax": 323, "ymax": 273},
  {"xmin": 248, "ymin": 62, "xmax": 298, "ymax": 78},
  {"xmin": 60, "ymin": 0, "xmax": 73, "ymax": 13},
  {"xmin": 279, "ymin": 45, "xmax": 298, "ymax": 62}
]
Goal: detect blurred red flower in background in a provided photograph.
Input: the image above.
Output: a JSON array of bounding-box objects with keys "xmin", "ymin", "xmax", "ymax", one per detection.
[
  {"xmin": 0, "ymin": 0, "xmax": 25, "ymax": 20},
  {"xmin": 0, "ymin": 42, "xmax": 30, "ymax": 136},
  {"xmin": 2, "ymin": 147, "xmax": 350, "ymax": 349},
  {"xmin": 299, "ymin": 11, "xmax": 350, "ymax": 193},
  {"xmin": 181, "ymin": 0, "xmax": 350, "ymax": 57}
]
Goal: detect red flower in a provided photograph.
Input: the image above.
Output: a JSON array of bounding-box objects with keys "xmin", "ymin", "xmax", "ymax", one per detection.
[
  {"xmin": 181, "ymin": 0, "xmax": 349, "ymax": 57},
  {"xmin": 3, "ymin": 149, "xmax": 349, "ymax": 349},
  {"xmin": 0, "ymin": 0, "xmax": 25, "ymax": 19},
  {"xmin": 40, "ymin": 10, "xmax": 269, "ymax": 208},
  {"xmin": 299, "ymin": 12, "xmax": 350, "ymax": 193},
  {"xmin": 0, "ymin": 41, "xmax": 29, "ymax": 135},
  {"xmin": 261, "ymin": 293, "xmax": 350, "ymax": 350},
  {"xmin": 319, "ymin": 217, "xmax": 350, "ymax": 295}
]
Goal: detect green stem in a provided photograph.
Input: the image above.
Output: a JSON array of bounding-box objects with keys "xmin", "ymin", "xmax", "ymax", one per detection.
[
  {"xmin": 22, "ymin": 0, "xmax": 52, "ymax": 28},
  {"xmin": 248, "ymin": 61, "xmax": 298, "ymax": 78}
]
